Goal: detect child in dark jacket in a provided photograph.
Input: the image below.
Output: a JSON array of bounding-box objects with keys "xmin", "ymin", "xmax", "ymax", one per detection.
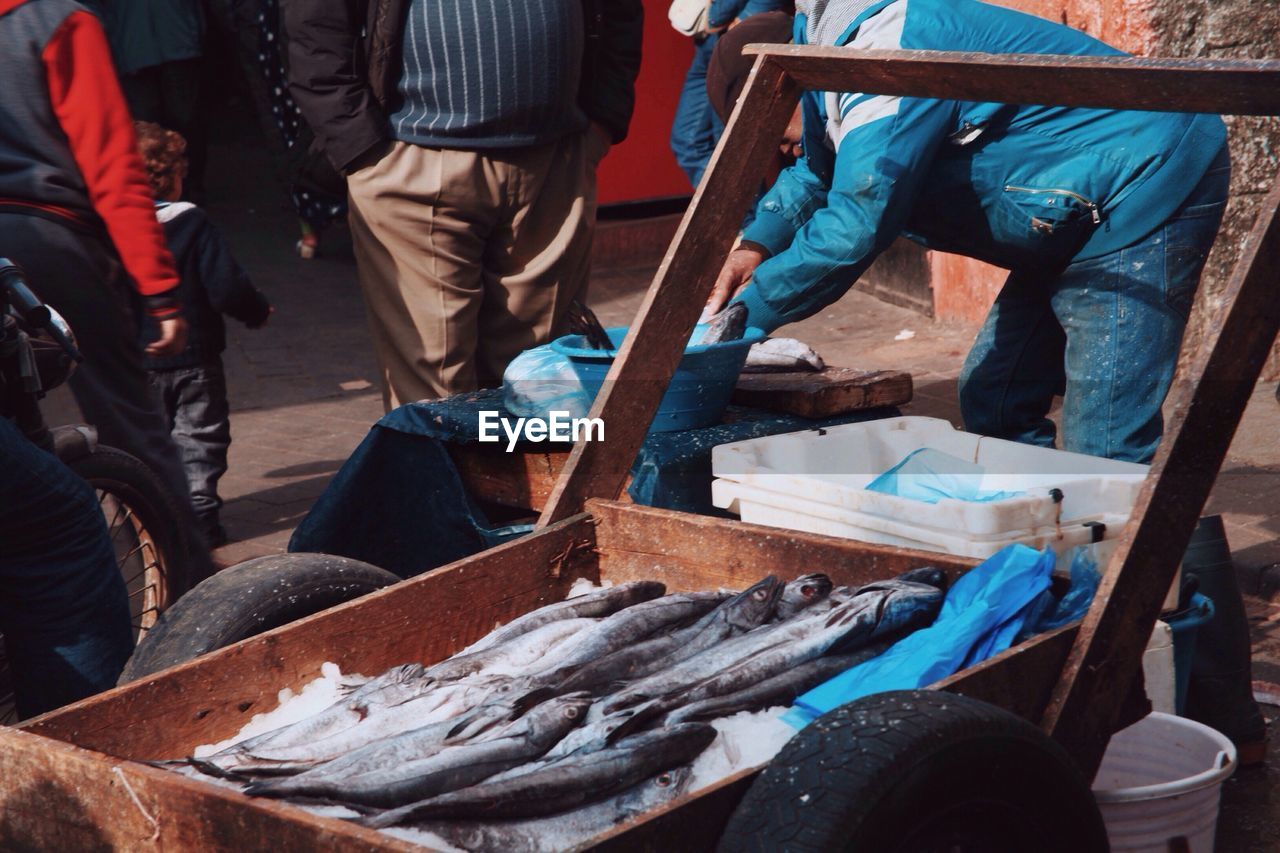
[{"xmin": 134, "ymin": 121, "xmax": 272, "ymax": 547}]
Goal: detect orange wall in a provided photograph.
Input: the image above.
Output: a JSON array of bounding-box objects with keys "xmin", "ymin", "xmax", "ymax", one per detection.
[{"xmin": 596, "ymin": 0, "xmax": 696, "ymax": 205}]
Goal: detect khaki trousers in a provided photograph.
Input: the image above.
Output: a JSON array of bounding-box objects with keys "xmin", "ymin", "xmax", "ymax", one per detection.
[{"xmin": 347, "ymin": 129, "xmax": 605, "ymax": 409}]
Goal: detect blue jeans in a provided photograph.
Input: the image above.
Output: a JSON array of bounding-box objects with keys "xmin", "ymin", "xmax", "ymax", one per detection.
[
  {"xmin": 670, "ymin": 35, "xmax": 725, "ymax": 188},
  {"xmin": 959, "ymin": 147, "xmax": 1231, "ymax": 463},
  {"xmin": 0, "ymin": 416, "xmax": 132, "ymax": 718}
]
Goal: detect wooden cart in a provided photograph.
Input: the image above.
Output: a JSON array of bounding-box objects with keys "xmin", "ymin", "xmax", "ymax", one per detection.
[{"xmin": 3, "ymin": 48, "xmax": 1279, "ymax": 850}]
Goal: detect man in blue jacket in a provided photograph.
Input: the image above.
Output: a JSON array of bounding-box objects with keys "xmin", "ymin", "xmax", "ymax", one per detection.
[{"xmin": 706, "ymin": 0, "xmax": 1230, "ymax": 463}]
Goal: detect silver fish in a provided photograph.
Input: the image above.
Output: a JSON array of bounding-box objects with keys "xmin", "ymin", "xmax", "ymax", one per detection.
[
  {"xmin": 741, "ymin": 337, "xmax": 826, "ymax": 373},
  {"xmin": 603, "ymin": 579, "xmax": 942, "ymax": 713},
  {"xmin": 246, "ymin": 693, "xmax": 593, "ymax": 808},
  {"xmin": 658, "ymin": 579, "xmax": 942, "ymax": 711},
  {"xmin": 663, "ymin": 641, "xmax": 893, "ymax": 725},
  {"xmin": 417, "ymin": 766, "xmax": 695, "ymax": 853},
  {"xmin": 773, "ymin": 573, "xmax": 834, "ymax": 621},
  {"xmin": 218, "ymin": 675, "xmax": 524, "ymax": 777},
  {"xmin": 465, "ymin": 581, "xmax": 666, "ymax": 654},
  {"xmin": 425, "ymin": 617, "xmax": 598, "ymax": 682},
  {"xmin": 192, "ymin": 663, "xmax": 433, "ymax": 777},
  {"xmin": 527, "ymin": 591, "xmax": 731, "ymax": 684},
  {"xmin": 698, "ymin": 302, "xmax": 749, "ymax": 345},
  {"xmin": 256, "ymin": 687, "xmax": 549, "ymax": 789},
  {"xmin": 557, "ymin": 576, "xmax": 782, "ymax": 693},
  {"xmin": 513, "ymin": 705, "xmax": 648, "ymax": 768},
  {"xmin": 361, "ymin": 723, "xmax": 717, "ymax": 827}
]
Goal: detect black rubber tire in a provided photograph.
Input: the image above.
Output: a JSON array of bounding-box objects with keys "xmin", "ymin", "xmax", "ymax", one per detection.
[
  {"xmin": 119, "ymin": 553, "xmax": 400, "ymax": 683},
  {"xmin": 66, "ymin": 444, "xmax": 195, "ymax": 603},
  {"xmin": 718, "ymin": 690, "xmax": 1110, "ymax": 853}
]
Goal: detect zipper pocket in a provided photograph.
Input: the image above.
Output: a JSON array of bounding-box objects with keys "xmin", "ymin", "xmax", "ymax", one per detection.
[{"xmin": 1004, "ymin": 184, "xmax": 1101, "ymax": 224}]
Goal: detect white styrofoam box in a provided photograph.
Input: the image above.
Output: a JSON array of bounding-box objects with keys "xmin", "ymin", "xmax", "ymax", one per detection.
[
  {"xmin": 713, "ymin": 477, "xmax": 1123, "ymax": 560},
  {"xmin": 712, "ymin": 417, "xmax": 1148, "ymax": 538},
  {"xmin": 1143, "ymin": 622, "xmax": 1176, "ymax": 715}
]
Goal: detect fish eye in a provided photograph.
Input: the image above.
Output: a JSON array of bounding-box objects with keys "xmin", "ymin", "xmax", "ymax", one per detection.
[
  {"xmin": 656, "ymin": 773, "xmax": 673, "ymax": 787},
  {"xmin": 801, "ymin": 584, "xmax": 816, "ymax": 596},
  {"xmin": 566, "ymin": 707, "xmax": 580, "ymax": 718}
]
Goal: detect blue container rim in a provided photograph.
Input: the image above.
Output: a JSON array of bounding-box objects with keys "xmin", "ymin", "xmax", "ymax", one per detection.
[{"xmin": 550, "ymin": 325, "xmax": 767, "ymax": 361}]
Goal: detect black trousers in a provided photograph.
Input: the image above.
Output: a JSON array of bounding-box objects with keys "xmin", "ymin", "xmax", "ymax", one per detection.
[{"xmin": 0, "ymin": 213, "xmax": 213, "ymax": 578}]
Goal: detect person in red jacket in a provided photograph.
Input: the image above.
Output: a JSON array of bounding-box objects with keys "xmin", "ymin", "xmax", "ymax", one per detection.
[{"xmin": 0, "ymin": 0, "xmax": 212, "ymax": 578}]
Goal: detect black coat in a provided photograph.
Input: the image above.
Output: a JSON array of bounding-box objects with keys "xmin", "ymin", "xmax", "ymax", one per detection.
[
  {"xmin": 279, "ymin": 0, "xmax": 643, "ymax": 174},
  {"xmin": 137, "ymin": 202, "xmax": 271, "ymax": 370}
]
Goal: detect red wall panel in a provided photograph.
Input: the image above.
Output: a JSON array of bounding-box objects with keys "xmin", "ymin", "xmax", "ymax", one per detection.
[{"xmin": 597, "ymin": 0, "xmax": 696, "ymax": 205}]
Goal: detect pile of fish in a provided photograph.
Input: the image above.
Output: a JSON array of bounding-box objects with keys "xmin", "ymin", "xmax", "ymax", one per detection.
[{"xmin": 178, "ymin": 570, "xmax": 947, "ymax": 848}]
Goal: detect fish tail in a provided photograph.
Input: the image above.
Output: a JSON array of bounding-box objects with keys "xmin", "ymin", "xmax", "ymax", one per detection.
[{"xmin": 187, "ymin": 757, "xmax": 245, "ymax": 780}]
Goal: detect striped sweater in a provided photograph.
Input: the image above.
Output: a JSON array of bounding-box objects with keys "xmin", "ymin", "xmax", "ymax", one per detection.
[{"xmin": 389, "ymin": 0, "xmax": 587, "ymax": 148}]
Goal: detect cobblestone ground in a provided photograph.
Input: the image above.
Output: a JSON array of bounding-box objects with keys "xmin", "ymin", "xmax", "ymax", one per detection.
[{"xmin": 46, "ymin": 106, "xmax": 1278, "ymax": 842}]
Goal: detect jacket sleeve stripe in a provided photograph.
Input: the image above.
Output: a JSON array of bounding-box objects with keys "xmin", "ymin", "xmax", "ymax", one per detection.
[{"xmin": 42, "ymin": 11, "xmax": 180, "ymax": 298}]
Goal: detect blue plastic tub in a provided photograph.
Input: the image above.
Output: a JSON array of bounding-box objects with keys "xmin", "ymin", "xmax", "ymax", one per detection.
[
  {"xmin": 1166, "ymin": 592, "xmax": 1215, "ymax": 716},
  {"xmin": 550, "ymin": 325, "xmax": 765, "ymax": 433}
]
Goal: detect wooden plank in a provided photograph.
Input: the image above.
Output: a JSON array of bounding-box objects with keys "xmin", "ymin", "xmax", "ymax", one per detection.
[
  {"xmin": 1043, "ymin": 173, "xmax": 1280, "ymax": 775},
  {"xmin": 0, "ymin": 726, "xmax": 412, "ymax": 851},
  {"xmin": 449, "ymin": 444, "xmax": 567, "ymax": 510},
  {"xmin": 537, "ymin": 58, "xmax": 802, "ymax": 525},
  {"xmin": 731, "ymin": 368, "xmax": 913, "ymax": 418},
  {"xmin": 23, "ymin": 514, "xmax": 599, "ymax": 761},
  {"xmin": 746, "ymin": 47, "xmax": 1280, "ymax": 115},
  {"xmin": 449, "ymin": 445, "xmax": 633, "ymax": 512},
  {"xmin": 588, "ymin": 499, "xmax": 975, "ymax": 592}
]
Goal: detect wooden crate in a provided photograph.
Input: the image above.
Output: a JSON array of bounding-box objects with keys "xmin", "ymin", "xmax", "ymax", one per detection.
[{"xmin": 2, "ymin": 500, "xmax": 1087, "ymax": 851}]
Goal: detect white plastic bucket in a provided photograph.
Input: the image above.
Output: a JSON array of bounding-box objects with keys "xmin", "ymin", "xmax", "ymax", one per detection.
[{"xmin": 1092, "ymin": 713, "xmax": 1236, "ymax": 852}]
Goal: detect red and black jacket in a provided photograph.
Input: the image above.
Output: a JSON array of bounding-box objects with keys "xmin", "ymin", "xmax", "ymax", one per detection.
[{"xmin": 0, "ymin": 0, "xmax": 181, "ymax": 317}]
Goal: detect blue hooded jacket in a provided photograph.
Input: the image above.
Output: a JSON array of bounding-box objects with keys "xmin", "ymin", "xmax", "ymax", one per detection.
[{"xmin": 734, "ymin": 0, "xmax": 1227, "ymax": 333}]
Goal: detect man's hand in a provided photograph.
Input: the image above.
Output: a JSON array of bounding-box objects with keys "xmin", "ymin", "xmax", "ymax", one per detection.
[
  {"xmin": 705, "ymin": 245, "xmax": 766, "ymax": 317},
  {"xmin": 146, "ymin": 316, "xmax": 189, "ymax": 356}
]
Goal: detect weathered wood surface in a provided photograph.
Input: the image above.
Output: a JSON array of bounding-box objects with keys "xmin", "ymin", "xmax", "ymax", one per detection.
[
  {"xmin": 450, "ymin": 444, "xmax": 567, "ymax": 510},
  {"xmin": 537, "ymin": 58, "xmax": 802, "ymax": 525},
  {"xmin": 23, "ymin": 515, "xmax": 599, "ymax": 760},
  {"xmin": 450, "ymin": 445, "xmax": 634, "ymax": 512},
  {"xmin": 0, "ymin": 725, "xmax": 413, "ymax": 852},
  {"xmin": 587, "ymin": 499, "xmax": 975, "ymax": 592},
  {"xmin": 1043, "ymin": 172, "xmax": 1280, "ymax": 775},
  {"xmin": 732, "ymin": 367, "xmax": 913, "ymax": 417},
  {"xmin": 746, "ymin": 47, "xmax": 1280, "ymax": 115},
  {"xmin": 5, "ymin": 499, "xmax": 1112, "ymax": 849}
]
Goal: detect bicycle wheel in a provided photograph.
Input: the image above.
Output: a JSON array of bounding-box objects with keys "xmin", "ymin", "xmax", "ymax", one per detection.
[{"xmin": 67, "ymin": 445, "xmax": 194, "ymax": 641}]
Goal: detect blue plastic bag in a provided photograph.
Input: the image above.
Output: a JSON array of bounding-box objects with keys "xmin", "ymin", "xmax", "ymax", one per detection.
[
  {"xmin": 784, "ymin": 543, "xmax": 1055, "ymax": 729},
  {"xmin": 1015, "ymin": 545, "xmax": 1102, "ymax": 642},
  {"xmin": 501, "ymin": 344, "xmax": 592, "ymax": 420},
  {"xmin": 865, "ymin": 447, "xmax": 1024, "ymax": 504}
]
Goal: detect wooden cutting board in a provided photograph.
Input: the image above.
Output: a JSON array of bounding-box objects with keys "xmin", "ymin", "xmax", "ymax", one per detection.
[{"xmin": 732, "ymin": 367, "xmax": 913, "ymax": 418}]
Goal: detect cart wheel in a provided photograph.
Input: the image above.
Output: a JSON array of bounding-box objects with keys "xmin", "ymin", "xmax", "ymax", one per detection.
[
  {"xmin": 717, "ymin": 690, "xmax": 1109, "ymax": 853},
  {"xmin": 118, "ymin": 553, "xmax": 399, "ymax": 683}
]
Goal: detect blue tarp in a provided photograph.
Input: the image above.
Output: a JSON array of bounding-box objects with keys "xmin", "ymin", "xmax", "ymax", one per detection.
[
  {"xmin": 784, "ymin": 543, "xmax": 1056, "ymax": 728},
  {"xmin": 290, "ymin": 389, "xmax": 897, "ymax": 577}
]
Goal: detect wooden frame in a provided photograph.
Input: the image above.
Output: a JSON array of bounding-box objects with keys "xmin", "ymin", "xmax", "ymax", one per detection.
[
  {"xmin": 539, "ymin": 47, "xmax": 1280, "ymax": 776},
  {"xmin": 9, "ymin": 501, "xmax": 1015, "ymax": 849},
  {"xmin": 3, "ymin": 49, "xmax": 1278, "ymax": 849}
]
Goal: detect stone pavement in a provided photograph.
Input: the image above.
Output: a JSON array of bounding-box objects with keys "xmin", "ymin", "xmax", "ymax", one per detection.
[{"xmin": 41, "ymin": 105, "xmax": 1278, "ymax": 841}]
